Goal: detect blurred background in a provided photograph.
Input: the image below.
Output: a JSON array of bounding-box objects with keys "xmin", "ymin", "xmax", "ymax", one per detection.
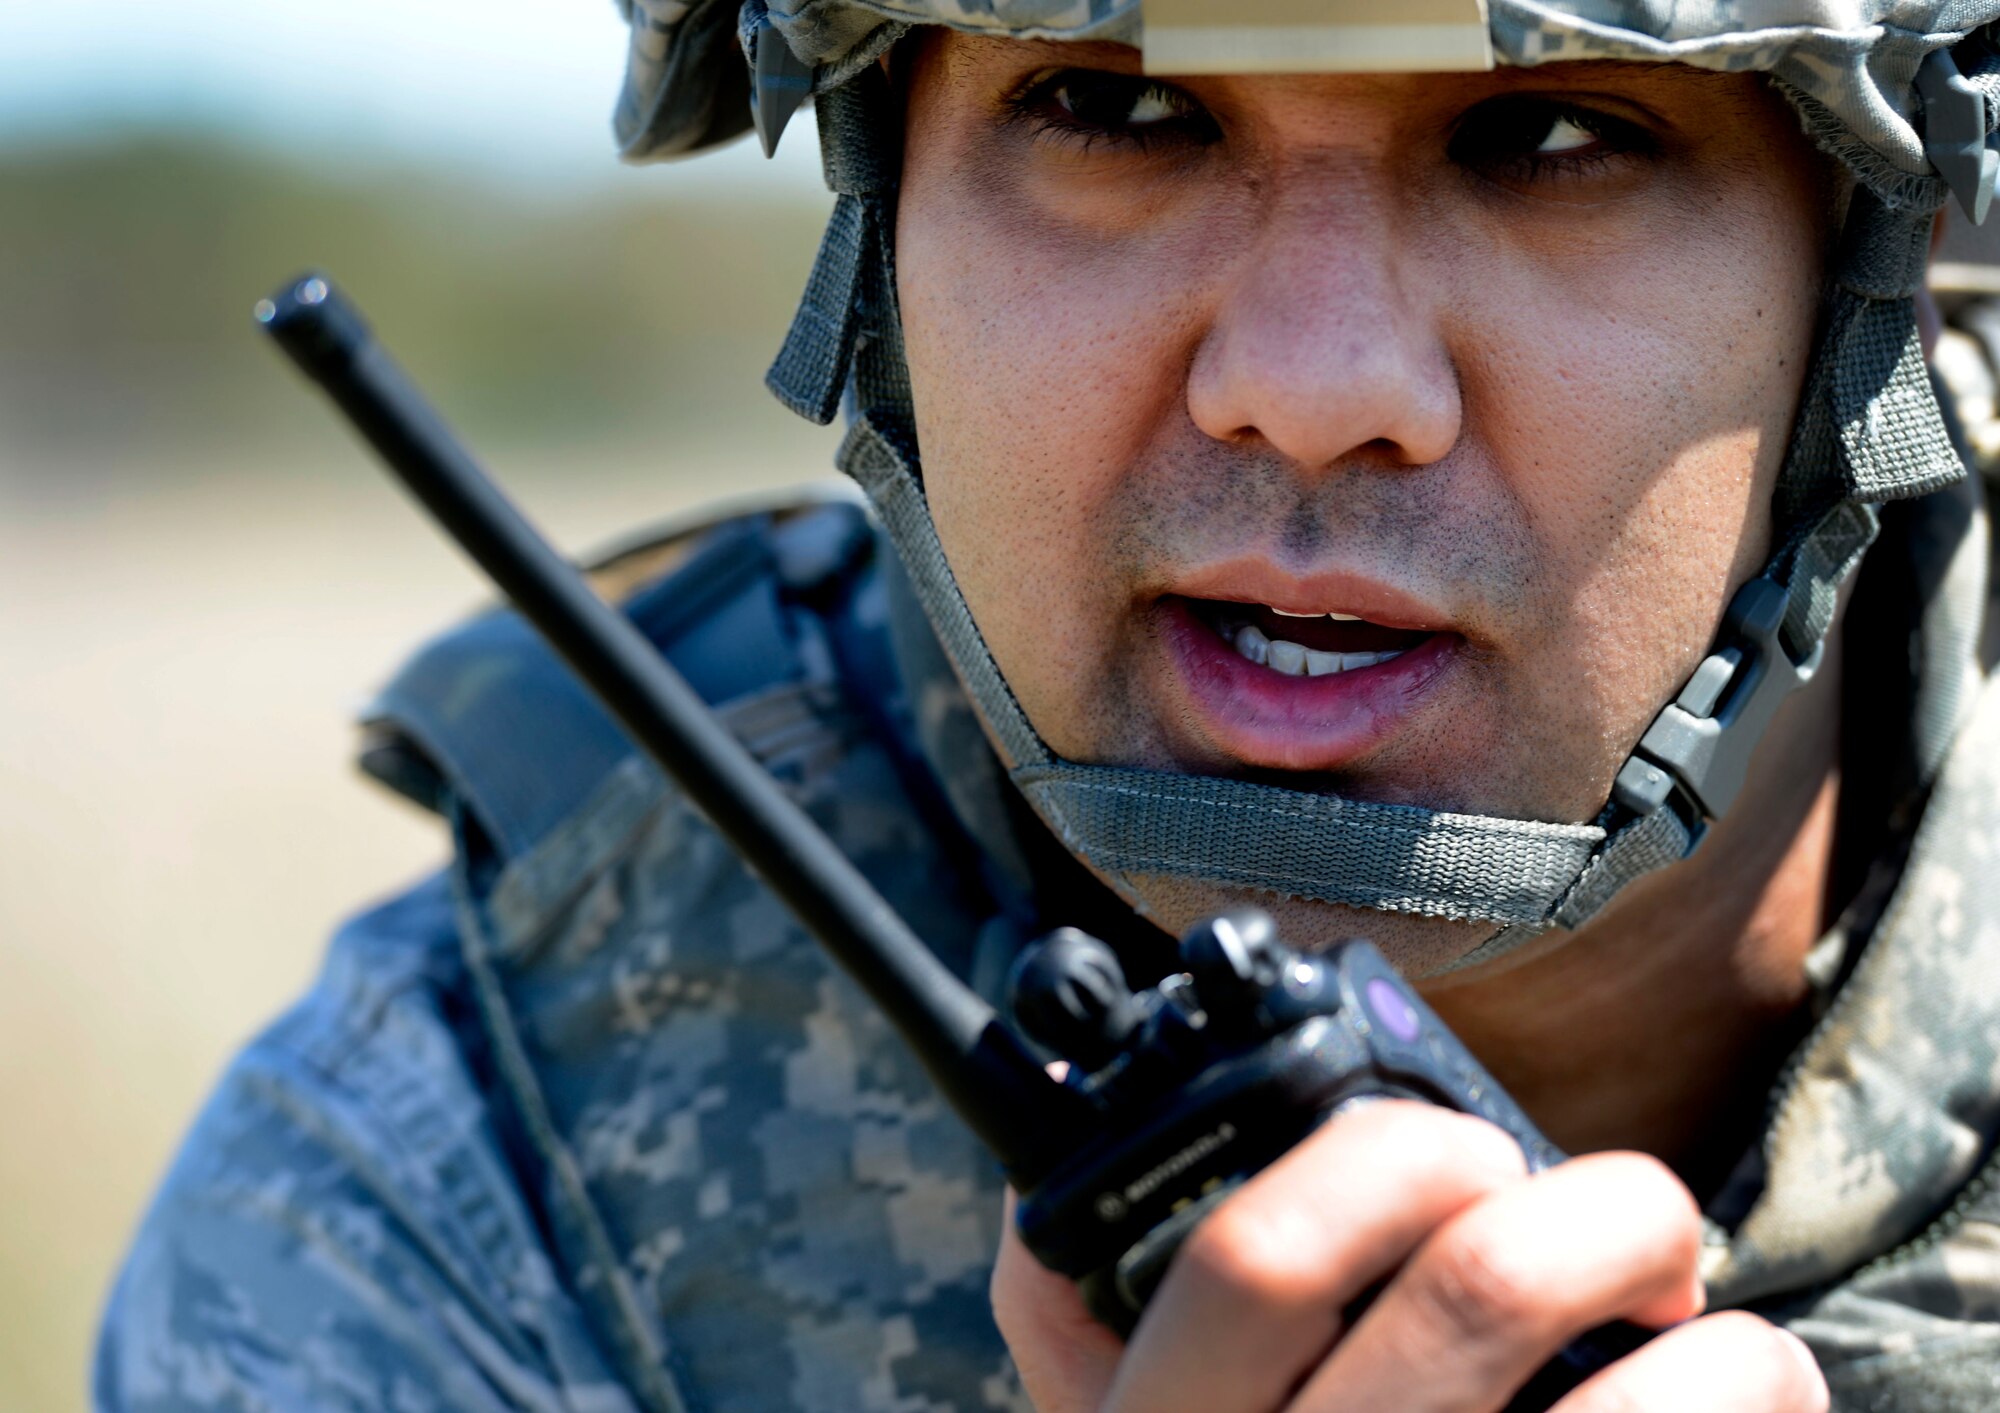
[
  {"xmin": 16, "ymin": 8, "xmax": 2000, "ymax": 1409},
  {"xmin": 0, "ymin": 4, "xmax": 837, "ymax": 1406}
]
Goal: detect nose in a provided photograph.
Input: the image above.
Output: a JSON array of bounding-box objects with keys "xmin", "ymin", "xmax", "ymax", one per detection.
[{"xmin": 1185, "ymin": 194, "xmax": 1462, "ymax": 471}]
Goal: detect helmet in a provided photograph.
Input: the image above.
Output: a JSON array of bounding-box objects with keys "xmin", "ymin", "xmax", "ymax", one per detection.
[
  {"xmin": 610, "ymin": 0, "xmax": 1992, "ymax": 973},
  {"xmin": 617, "ymin": 0, "xmax": 1999, "ymax": 204}
]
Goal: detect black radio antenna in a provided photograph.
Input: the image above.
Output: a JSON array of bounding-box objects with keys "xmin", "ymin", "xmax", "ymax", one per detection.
[{"xmin": 257, "ymin": 273, "xmax": 1077, "ymax": 1177}]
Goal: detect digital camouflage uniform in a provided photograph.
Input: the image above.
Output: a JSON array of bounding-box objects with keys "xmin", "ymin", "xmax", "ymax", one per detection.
[
  {"xmin": 96, "ymin": 496, "xmax": 1038, "ymax": 1413},
  {"xmin": 95, "ymin": 451, "xmax": 2000, "ymax": 1411},
  {"xmin": 92, "ymin": 0, "xmax": 2000, "ymax": 1404}
]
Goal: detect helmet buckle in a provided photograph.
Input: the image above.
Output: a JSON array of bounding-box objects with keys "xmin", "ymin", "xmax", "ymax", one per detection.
[
  {"xmin": 750, "ymin": 12, "xmax": 814, "ymax": 158},
  {"xmin": 1611, "ymin": 575, "xmax": 1825, "ymax": 844},
  {"xmin": 1917, "ymin": 45, "xmax": 1998, "ymax": 226}
]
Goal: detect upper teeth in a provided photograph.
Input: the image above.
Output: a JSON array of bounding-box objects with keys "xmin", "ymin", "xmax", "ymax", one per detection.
[
  {"xmin": 1233, "ymin": 624, "xmax": 1402, "ymax": 677},
  {"xmin": 1271, "ymin": 608, "xmax": 1364, "ymax": 621}
]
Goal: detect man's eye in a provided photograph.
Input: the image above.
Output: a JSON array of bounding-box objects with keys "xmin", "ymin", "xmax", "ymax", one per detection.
[
  {"xmin": 1535, "ymin": 115, "xmax": 1598, "ymax": 154},
  {"xmin": 1449, "ymin": 97, "xmax": 1656, "ymax": 182},
  {"xmin": 1007, "ymin": 69, "xmax": 1221, "ymax": 150}
]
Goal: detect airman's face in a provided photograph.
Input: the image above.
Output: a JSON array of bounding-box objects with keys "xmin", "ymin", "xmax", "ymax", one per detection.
[{"xmin": 895, "ymin": 39, "xmax": 1834, "ymax": 971}]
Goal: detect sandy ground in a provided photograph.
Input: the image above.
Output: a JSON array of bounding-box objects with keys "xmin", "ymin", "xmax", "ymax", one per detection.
[{"xmin": 0, "ymin": 448, "xmax": 819, "ymax": 1410}]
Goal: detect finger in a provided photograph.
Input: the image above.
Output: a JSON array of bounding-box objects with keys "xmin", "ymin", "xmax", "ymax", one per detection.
[
  {"xmin": 1290, "ymin": 1151, "xmax": 1704, "ymax": 1413},
  {"xmin": 1103, "ymin": 1102, "xmax": 1528, "ymax": 1413},
  {"xmin": 991, "ymin": 1189, "xmax": 1126, "ymax": 1413},
  {"xmin": 1546, "ymin": 1312, "xmax": 1829, "ymax": 1413}
]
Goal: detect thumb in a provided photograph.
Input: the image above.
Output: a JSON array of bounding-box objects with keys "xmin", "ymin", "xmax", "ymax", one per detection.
[{"xmin": 992, "ymin": 1189, "xmax": 1126, "ymax": 1413}]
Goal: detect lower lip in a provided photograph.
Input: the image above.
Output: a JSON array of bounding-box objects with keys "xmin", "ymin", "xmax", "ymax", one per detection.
[{"xmin": 1158, "ymin": 600, "xmax": 1461, "ymax": 772}]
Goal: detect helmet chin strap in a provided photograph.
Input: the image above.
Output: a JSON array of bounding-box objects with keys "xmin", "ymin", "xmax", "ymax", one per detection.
[{"xmin": 768, "ymin": 69, "xmax": 1967, "ymax": 975}]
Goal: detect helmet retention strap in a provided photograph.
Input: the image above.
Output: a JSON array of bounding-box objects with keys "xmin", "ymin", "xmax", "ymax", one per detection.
[{"xmin": 772, "ymin": 80, "xmax": 1969, "ymax": 973}]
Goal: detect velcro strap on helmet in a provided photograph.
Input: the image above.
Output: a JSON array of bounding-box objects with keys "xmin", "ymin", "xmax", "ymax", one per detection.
[
  {"xmin": 766, "ymin": 68, "xmax": 903, "ymax": 425},
  {"xmin": 1837, "ymin": 191, "xmax": 1934, "ymax": 300},
  {"xmin": 1831, "ymin": 298, "xmax": 1960, "ymax": 503},
  {"xmin": 767, "ymin": 195, "xmax": 872, "ymax": 424},
  {"xmin": 1779, "ymin": 191, "xmax": 1964, "ymax": 517},
  {"xmin": 1779, "ymin": 497, "xmax": 1880, "ymax": 664},
  {"xmin": 815, "ymin": 63, "xmax": 900, "ymax": 197}
]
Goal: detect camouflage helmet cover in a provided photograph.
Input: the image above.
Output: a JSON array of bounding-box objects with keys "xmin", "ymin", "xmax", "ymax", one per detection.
[{"xmin": 617, "ymin": 0, "xmax": 2000, "ymax": 212}]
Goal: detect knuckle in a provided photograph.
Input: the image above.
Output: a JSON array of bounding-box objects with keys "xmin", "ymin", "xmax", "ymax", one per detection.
[
  {"xmin": 1629, "ymin": 1150, "xmax": 1700, "ymax": 1212},
  {"xmin": 1612, "ymin": 1150, "xmax": 1698, "ymax": 1212},
  {"xmin": 1170, "ymin": 1103, "xmax": 1531, "ymax": 1314},
  {"xmin": 1179, "ymin": 1198, "xmax": 1329, "ymax": 1305},
  {"xmin": 1578, "ymin": 1152, "xmax": 1703, "ymax": 1255},
  {"xmin": 1340, "ymin": 1100, "xmax": 1527, "ymax": 1185},
  {"xmin": 1333, "ymin": 1101, "xmax": 1455, "ymax": 1175},
  {"xmin": 1415, "ymin": 1221, "xmax": 1558, "ymax": 1343}
]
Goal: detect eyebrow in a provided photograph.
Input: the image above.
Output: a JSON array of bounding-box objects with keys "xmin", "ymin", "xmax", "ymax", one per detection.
[
  {"xmin": 954, "ymin": 35, "xmax": 1141, "ymax": 67},
  {"xmin": 937, "ymin": 36, "xmax": 1740, "ymax": 112},
  {"xmin": 1505, "ymin": 59, "xmax": 1696, "ymax": 82}
]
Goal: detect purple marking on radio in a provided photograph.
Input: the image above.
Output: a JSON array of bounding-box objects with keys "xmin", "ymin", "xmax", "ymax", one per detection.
[{"xmin": 1366, "ymin": 978, "xmax": 1421, "ymax": 1042}]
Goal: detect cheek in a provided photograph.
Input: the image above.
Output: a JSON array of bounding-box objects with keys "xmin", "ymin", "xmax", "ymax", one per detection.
[
  {"xmin": 897, "ymin": 161, "xmax": 1220, "ymax": 741},
  {"xmin": 900, "ymin": 168, "xmax": 1211, "ymax": 501},
  {"xmin": 1447, "ymin": 172, "xmax": 1821, "ymax": 792}
]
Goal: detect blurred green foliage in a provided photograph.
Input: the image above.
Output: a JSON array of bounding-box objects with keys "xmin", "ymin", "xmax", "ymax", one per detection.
[
  {"xmin": 0, "ymin": 133, "xmax": 838, "ymax": 1413},
  {"xmin": 0, "ymin": 137, "xmax": 835, "ymax": 476}
]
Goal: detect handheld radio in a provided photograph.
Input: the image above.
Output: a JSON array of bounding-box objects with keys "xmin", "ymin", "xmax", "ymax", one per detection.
[{"xmin": 258, "ymin": 272, "xmax": 1646, "ymax": 1404}]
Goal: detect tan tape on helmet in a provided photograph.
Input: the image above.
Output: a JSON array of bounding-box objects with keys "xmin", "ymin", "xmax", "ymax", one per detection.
[{"xmin": 1142, "ymin": 0, "xmax": 1495, "ymax": 75}]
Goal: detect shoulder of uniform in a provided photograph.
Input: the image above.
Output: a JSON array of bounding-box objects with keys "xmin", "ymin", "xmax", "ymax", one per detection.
[
  {"xmin": 94, "ymin": 870, "xmax": 648, "ymax": 1412},
  {"xmin": 355, "ymin": 481, "xmax": 876, "ymax": 862},
  {"xmin": 1790, "ymin": 1176, "xmax": 2000, "ymax": 1404}
]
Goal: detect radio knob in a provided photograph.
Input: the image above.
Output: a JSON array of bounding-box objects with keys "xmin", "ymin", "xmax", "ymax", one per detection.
[
  {"xmin": 1181, "ymin": 909, "xmax": 1292, "ymax": 1028},
  {"xmin": 1008, "ymin": 928, "xmax": 1144, "ymax": 1071}
]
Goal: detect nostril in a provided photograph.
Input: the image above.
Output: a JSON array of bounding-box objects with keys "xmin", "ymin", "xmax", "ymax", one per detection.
[{"xmin": 1185, "ymin": 289, "xmax": 1463, "ymax": 471}]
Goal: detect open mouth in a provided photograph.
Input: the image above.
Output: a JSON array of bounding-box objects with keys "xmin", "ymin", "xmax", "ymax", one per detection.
[
  {"xmin": 1156, "ymin": 593, "xmax": 1462, "ymax": 772},
  {"xmin": 1186, "ymin": 599, "xmax": 1438, "ymax": 678}
]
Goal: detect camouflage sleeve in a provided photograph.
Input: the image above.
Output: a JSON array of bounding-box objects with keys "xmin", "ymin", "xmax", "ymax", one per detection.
[
  {"xmin": 93, "ymin": 876, "xmax": 639, "ymax": 1413},
  {"xmin": 1778, "ymin": 1206, "xmax": 2000, "ymax": 1410}
]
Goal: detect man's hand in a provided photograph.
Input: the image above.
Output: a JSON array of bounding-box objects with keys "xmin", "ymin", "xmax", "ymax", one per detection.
[{"xmin": 992, "ymin": 1101, "xmax": 1828, "ymax": 1413}]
